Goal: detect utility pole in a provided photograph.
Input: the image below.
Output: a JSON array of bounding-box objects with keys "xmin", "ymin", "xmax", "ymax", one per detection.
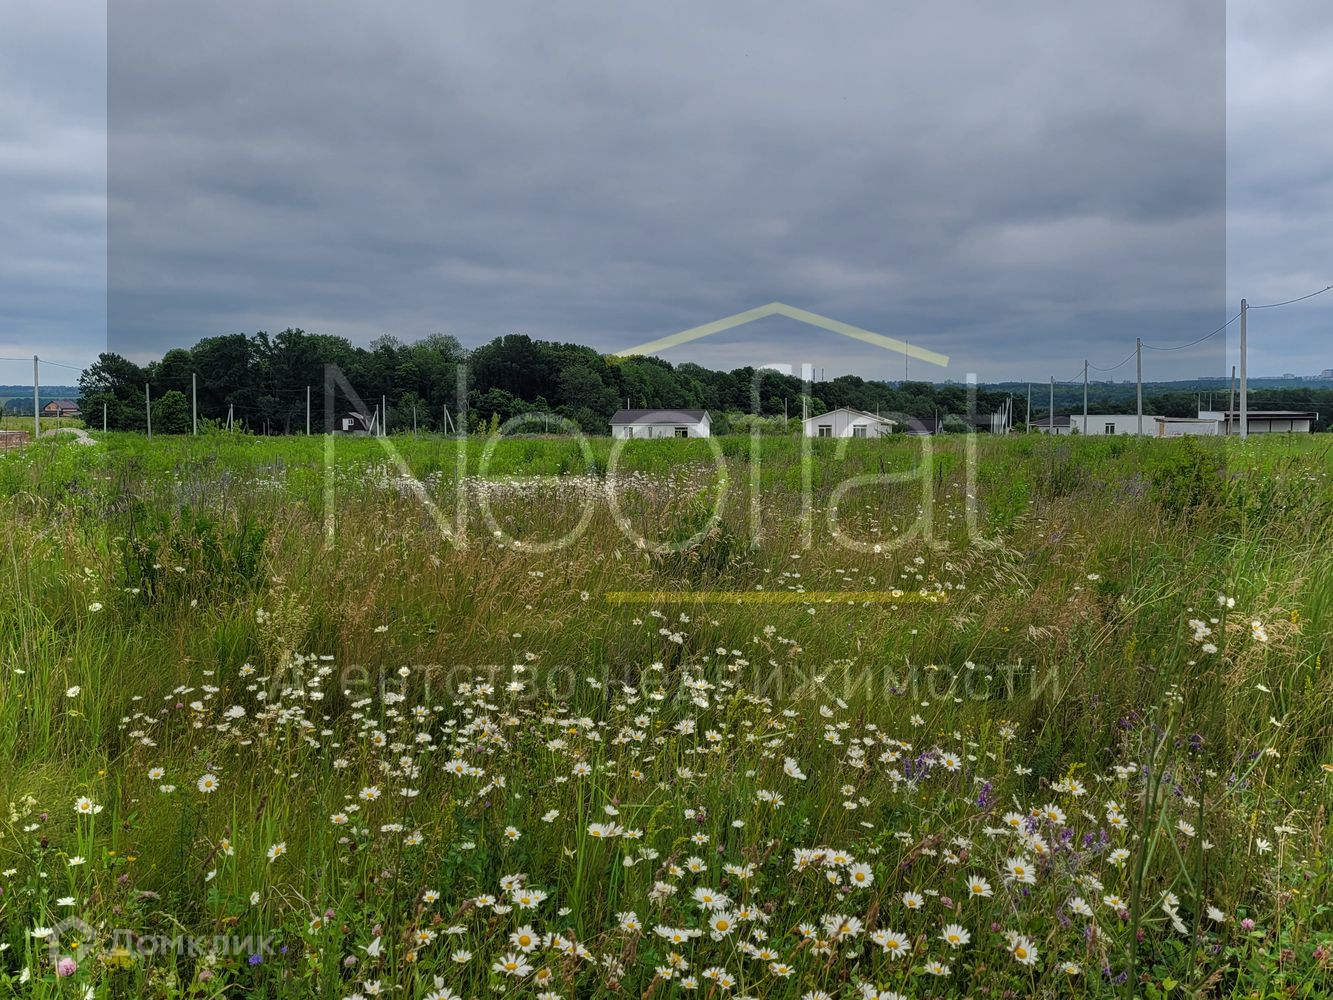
[
  {"xmin": 1049, "ymin": 376, "xmax": 1054, "ymax": 435},
  {"xmin": 412, "ymin": 402, "xmax": 417, "ymax": 437},
  {"xmin": 102, "ymin": 401, "xmax": 107, "ymax": 434},
  {"xmin": 146, "ymin": 382, "xmax": 152, "ymax": 439},
  {"xmin": 226, "ymin": 403, "xmax": 234, "ymax": 432},
  {"xmin": 1239, "ymin": 298, "xmax": 1248, "ymax": 440},
  {"xmin": 1135, "ymin": 337, "xmax": 1143, "ymax": 437},
  {"xmin": 381, "ymin": 395, "xmax": 387, "ymax": 437},
  {"xmin": 1026, "ymin": 383, "xmax": 1032, "ymax": 432},
  {"xmin": 1083, "ymin": 360, "xmax": 1089, "ymax": 435},
  {"xmin": 1227, "ymin": 365, "xmax": 1237, "ymax": 435},
  {"xmin": 192, "ymin": 372, "xmax": 198, "ymax": 435},
  {"xmin": 306, "ymin": 386, "xmax": 312, "ymax": 435},
  {"xmin": 33, "ymin": 355, "xmax": 39, "ymax": 439}
]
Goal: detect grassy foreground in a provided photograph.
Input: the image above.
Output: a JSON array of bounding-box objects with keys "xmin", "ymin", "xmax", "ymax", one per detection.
[{"xmin": 1, "ymin": 431, "xmax": 1332, "ymax": 998}]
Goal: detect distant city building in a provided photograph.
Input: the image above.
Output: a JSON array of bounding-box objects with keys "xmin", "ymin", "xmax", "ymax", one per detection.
[{"xmin": 1321, "ymin": 368, "xmax": 1333, "ymax": 379}]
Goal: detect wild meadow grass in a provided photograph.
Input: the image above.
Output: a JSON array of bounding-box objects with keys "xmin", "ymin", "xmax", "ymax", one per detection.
[{"xmin": 1, "ymin": 431, "xmax": 1331, "ymax": 998}]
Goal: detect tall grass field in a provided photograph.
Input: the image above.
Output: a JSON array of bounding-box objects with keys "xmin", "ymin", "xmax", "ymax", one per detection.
[{"xmin": 1, "ymin": 431, "xmax": 1331, "ymax": 998}]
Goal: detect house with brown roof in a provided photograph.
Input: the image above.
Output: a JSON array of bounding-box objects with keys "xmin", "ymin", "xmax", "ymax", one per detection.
[{"xmin": 41, "ymin": 399, "xmax": 81, "ymax": 418}]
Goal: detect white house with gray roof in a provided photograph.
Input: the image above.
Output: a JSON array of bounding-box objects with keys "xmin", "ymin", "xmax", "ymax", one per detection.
[
  {"xmin": 609, "ymin": 409, "xmax": 711, "ymax": 438},
  {"xmin": 803, "ymin": 407, "xmax": 897, "ymax": 438}
]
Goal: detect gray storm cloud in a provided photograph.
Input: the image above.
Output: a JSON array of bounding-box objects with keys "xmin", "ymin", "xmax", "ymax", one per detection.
[{"xmin": 2, "ymin": 1, "xmax": 1329, "ymax": 384}]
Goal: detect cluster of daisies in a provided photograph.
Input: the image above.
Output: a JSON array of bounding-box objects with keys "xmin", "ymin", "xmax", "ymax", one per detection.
[{"xmin": 8, "ymin": 595, "xmax": 1312, "ymax": 997}]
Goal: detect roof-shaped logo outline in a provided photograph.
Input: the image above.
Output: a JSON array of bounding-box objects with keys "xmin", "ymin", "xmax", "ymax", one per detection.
[{"xmin": 612, "ymin": 302, "xmax": 949, "ymax": 369}]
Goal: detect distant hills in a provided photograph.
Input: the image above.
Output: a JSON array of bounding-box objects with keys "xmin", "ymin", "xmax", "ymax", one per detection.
[{"xmin": 0, "ymin": 385, "xmax": 80, "ymax": 396}]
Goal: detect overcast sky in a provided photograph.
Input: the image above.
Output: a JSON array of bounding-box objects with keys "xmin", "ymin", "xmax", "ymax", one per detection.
[{"xmin": 1, "ymin": 1, "xmax": 1330, "ymax": 387}]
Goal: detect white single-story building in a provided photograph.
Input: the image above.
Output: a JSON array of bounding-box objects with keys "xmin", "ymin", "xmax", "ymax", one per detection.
[
  {"xmin": 1198, "ymin": 410, "xmax": 1318, "ymax": 434},
  {"xmin": 1036, "ymin": 413, "xmax": 1160, "ymax": 436},
  {"xmin": 803, "ymin": 407, "xmax": 897, "ymax": 438},
  {"xmin": 1155, "ymin": 410, "xmax": 1319, "ymax": 436},
  {"xmin": 1072, "ymin": 413, "xmax": 1159, "ymax": 436},
  {"xmin": 610, "ymin": 409, "xmax": 711, "ymax": 438}
]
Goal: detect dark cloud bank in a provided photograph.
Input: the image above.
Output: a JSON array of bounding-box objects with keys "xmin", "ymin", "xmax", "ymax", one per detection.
[{"xmin": 5, "ymin": 1, "xmax": 1331, "ymax": 383}]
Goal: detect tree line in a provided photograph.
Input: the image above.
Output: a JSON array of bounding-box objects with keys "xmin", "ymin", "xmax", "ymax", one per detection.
[{"xmin": 62, "ymin": 329, "xmax": 1333, "ymax": 434}]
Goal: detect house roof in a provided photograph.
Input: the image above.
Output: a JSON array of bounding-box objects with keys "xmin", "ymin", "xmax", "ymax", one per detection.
[
  {"xmin": 1030, "ymin": 414, "xmax": 1071, "ymax": 428},
  {"xmin": 902, "ymin": 416, "xmax": 944, "ymax": 434},
  {"xmin": 45, "ymin": 399, "xmax": 80, "ymax": 409},
  {"xmin": 610, "ymin": 408, "xmax": 709, "ymax": 425},
  {"xmin": 805, "ymin": 407, "xmax": 897, "ymax": 425},
  {"xmin": 1199, "ymin": 409, "xmax": 1318, "ymax": 419}
]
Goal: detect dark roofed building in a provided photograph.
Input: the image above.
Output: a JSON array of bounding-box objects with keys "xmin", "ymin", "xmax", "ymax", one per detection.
[
  {"xmin": 41, "ymin": 399, "xmax": 81, "ymax": 418},
  {"xmin": 1030, "ymin": 414, "xmax": 1072, "ymax": 435}
]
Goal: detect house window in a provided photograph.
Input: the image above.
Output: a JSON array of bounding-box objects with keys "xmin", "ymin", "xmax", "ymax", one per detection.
[
  {"xmin": 1105, "ymin": 422, "xmax": 1116, "ymax": 435},
  {"xmin": 852, "ymin": 425, "xmax": 867, "ymax": 438},
  {"xmin": 817, "ymin": 425, "xmax": 833, "ymax": 437},
  {"xmin": 674, "ymin": 427, "xmax": 689, "ymax": 438}
]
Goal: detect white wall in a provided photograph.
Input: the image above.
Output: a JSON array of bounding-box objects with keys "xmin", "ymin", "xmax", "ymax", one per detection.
[
  {"xmin": 803, "ymin": 409, "xmax": 893, "ymax": 438},
  {"xmin": 1072, "ymin": 414, "xmax": 1157, "ymax": 436},
  {"xmin": 1155, "ymin": 419, "xmax": 1221, "ymax": 437},
  {"xmin": 611, "ymin": 419, "xmax": 710, "ymax": 439}
]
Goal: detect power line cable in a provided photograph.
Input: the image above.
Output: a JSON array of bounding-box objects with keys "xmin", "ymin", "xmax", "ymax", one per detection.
[
  {"xmin": 1059, "ymin": 279, "xmax": 1330, "ymax": 377},
  {"xmin": 1088, "ymin": 349, "xmax": 1138, "ymax": 374},
  {"xmin": 1249, "ymin": 283, "xmax": 1333, "ymax": 309},
  {"xmin": 1141, "ymin": 313, "xmax": 1240, "ymax": 351},
  {"xmin": 0, "ymin": 356, "xmax": 95, "ymax": 371}
]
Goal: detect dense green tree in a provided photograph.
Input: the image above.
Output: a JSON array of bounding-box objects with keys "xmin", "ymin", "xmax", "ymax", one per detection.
[
  {"xmin": 72, "ymin": 327, "xmax": 1333, "ymax": 436},
  {"xmin": 152, "ymin": 390, "xmax": 191, "ymax": 434},
  {"xmin": 77, "ymin": 353, "xmax": 150, "ymax": 430}
]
